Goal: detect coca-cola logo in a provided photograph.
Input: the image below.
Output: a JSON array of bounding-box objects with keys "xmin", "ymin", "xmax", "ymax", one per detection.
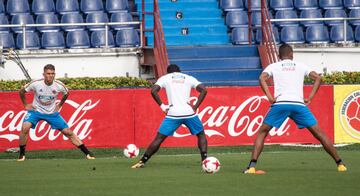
[
  {"xmin": 339, "ymin": 90, "xmax": 360, "ymax": 139},
  {"xmin": 0, "ymin": 99, "xmax": 100, "ymax": 142}
]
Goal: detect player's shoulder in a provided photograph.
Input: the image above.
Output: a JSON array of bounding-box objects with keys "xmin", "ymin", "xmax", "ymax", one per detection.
[
  {"xmin": 25, "ymin": 78, "xmax": 43, "ymax": 86},
  {"xmin": 54, "ymin": 80, "xmax": 68, "ymax": 89}
]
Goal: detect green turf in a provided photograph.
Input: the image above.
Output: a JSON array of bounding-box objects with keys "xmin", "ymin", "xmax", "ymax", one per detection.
[{"xmin": 0, "ymin": 145, "xmax": 359, "ymax": 196}]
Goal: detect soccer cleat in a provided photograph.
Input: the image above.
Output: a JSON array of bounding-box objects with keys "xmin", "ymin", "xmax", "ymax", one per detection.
[
  {"xmin": 86, "ymin": 154, "xmax": 95, "ymax": 160},
  {"xmin": 337, "ymin": 164, "xmax": 347, "ymax": 172},
  {"xmin": 17, "ymin": 155, "xmax": 25, "ymax": 162},
  {"xmin": 131, "ymin": 161, "xmax": 145, "ymax": 169},
  {"xmin": 243, "ymin": 167, "xmax": 266, "ymax": 174}
]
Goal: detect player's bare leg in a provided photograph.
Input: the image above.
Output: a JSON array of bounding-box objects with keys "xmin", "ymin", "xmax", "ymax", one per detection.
[
  {"xmin": 307, "ymin": 124, "xmax": 346, "ymax": 171},
  {"xmin": 132, "ymin": 133, "xmax": 167, "ymax": 168},
  {"xmin": 61, "ymin": 128, "xmax": 95, "ymax": 159},
  {"xmin": 196, "ymin": 131, "xmax": 208, "ymax": 161},
  {"xmin": 17, "ymin": 122, "xmax": 32, "ymax": 161}
]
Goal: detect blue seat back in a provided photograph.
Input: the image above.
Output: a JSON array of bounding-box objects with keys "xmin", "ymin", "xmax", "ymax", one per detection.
[
  {"xmin": 245, "ymin": 0, "xmax": 262, "ymax": 11},
  {"xmin": 319, "ymin": 0, "xmax": 343, "ymax": 9},
  {"xmin": 275, "ymin": 10, "xmax": 299, "ymax": 27},
  {"xmin": 11, "ymin": 14, "xmax": 35, "ymax": 33},
  {"xmin": 294, "ymin": 0, "xmax": 319, "ymax": 10},
  {"xmin": 0, "ymin": 15, "xmax": 9, "ymax": 32},
  {"xmin": 80, "ymin": 0, "xmax": 104, "ymax": 13},
  {"xmin": 300, "ymin": 9, "xmax": 323, "ymax": 26},
  {"xmin": 305, "ymin": 25, "xmax": 330, "ymax": 43},
  {"xmin": 7, "ymin": 0, "xmax": 30, "ymax": 15},
  {"xmin": 66, "ymin": 30, "xmax": 90, "ymax": 48},
  {"xmin": 32, "ymin": 0, "xmax": 55, "ymax": 15},
  {"xmin": 56, "ymin": 0, "xmax": 80, "ymax": 14},
  {"xmin": 0, "ymin": 0, "xmax": 5, "ymax": 14},
  {"xmin": 324, "ymin": 9, "xmax": 347, "ymax": 26},
  {"xmin": 16, "ymin": 32, "xmax": 40, "ymax": 49},
  {"xmin": 231, "ymin": 27, "xmax": 253, "ymax": 44},
  {"xmin": 355, "ymin": 25, "xmax": 360, "ymax": 41},
  {"xmin": 106, "ymin": 0, "xmax": 128, "ymax": 13},
  {"xmin": 41, "ymin": 31, "xmax": 65, "ymax": 48},
  {"xmin": 270, "ymin": 0, "xmax": 294, "ymax": 10},
  {"xmin": 61, "ymin": 13, "xmax": 84, "ymax": 31},
  {"xmin": 349, "ymin": 9, "xmax": 360, "ymax": 26},
  {"xmin": 221, "ymin": 0, "xmax": 244, "ymax": 11},
  {"xmin": 36, "ymin": 13, "xmax": 60, "ymax": 32},
  {"xmin": 110, "ymin": 12, "xmax": 133, "ymax": 30},
  {"xmin": 86, "ymin": 12, "xmax": 109, "ymax": 31},
  {"xmin": 251, "ymin": 11, "xmax": 273, "ymax": 27},
  {"xmin": 280, "ymin": 26, "xmax": 305, "ymax": 44},
  {"xmin": 226, "ymin": 10, "xmax": 248, "ymax": 28},
  {"xmin": 91, "ymin": 30, "xmax": 115, "ymax": 47},
  {"xmin": 344, "ymin": 0, "xmax": 360, "ymax": 9},
  {"xmin": 330, "ymin": 25, "xmax": 354, "ymax": 42},
  {"xmin": 0, "ymin": 33, "xmax": 15, "ymax": 48},
  {"xmin": 256, "ymin": 26, "xmax": 280, "ymax": 43},
  {"xmin": 115, "ymin": 29, "xmax": 139, "ymax": 47}
]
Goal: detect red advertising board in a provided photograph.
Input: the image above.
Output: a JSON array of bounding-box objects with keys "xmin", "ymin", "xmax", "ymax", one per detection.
[{"xmin": 0, "ymin": 86, "xmax": 334, "ymax": 151}]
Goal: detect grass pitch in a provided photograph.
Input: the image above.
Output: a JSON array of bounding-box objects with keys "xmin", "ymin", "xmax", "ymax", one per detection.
[{"xmin": 0, "ymin": 145, "xmax": 359, "ymax": 196}]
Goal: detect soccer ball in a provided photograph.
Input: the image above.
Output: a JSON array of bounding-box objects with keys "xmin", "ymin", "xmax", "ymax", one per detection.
[
  {"xmin": 123, "ymin": 144, "xmax": 139, "ymax": 158},
  {"xmin": 202, "ymin": 157, "xmax": 220, "ymax": 174}
]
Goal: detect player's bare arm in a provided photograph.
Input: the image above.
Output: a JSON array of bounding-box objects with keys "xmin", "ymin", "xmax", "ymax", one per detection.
[
  {"xmin": 19, "ymin": 87, "xmax": 35, "ymax": 110},
  {"xmin": 55, "ymin": 92, "xmax": 69, "ymax": 112},
  {"xmin": 192, "ymin": 84, "xmax": 207, "ymax": 111},
  {"xmin": 259, "ymin": 72, "xmax": 276, "ymax": 104},
  {"xmin": 305, "ymin": 71, "xmax": 322, "ymax": 105}
]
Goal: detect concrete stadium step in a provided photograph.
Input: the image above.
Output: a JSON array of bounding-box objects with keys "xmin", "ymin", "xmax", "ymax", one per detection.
[
  {"xmin": 146, "ymin": 34, "xmax": 230, "ymax": 46},
  {"xmin": 183, "ymin": 69, "xmax": 263, "ymax": 82}
]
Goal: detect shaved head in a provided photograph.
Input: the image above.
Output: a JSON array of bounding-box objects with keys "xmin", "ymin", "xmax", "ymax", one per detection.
[{"xmin": 279, "ymin": 44, "xmax": 293, "ymax": 60}]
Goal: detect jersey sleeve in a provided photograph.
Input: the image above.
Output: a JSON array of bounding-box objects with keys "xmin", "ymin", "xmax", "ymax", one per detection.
[
  {"xmin": 55, "ymin": 80, "xmax": 69, "ymax": 94},
  {"xmin": 188, "ymin": 75, "xmax": 201, "ymax": 88},
  {"xmin": 262, "ymin": 64, "xmax": 274, "ymax": 77},
  {"xmin": 155, "ymin": 75, "xmax": 166, "ymax": 88},
  {"xmin": 23, "ymin": 80, "xmax": 37, "ymax": 92}
]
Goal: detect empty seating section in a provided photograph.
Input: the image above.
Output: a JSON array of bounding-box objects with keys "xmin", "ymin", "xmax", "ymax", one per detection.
[{"xmin": 0, "ymin": 0, "xmax": 140, "ymax": 49}]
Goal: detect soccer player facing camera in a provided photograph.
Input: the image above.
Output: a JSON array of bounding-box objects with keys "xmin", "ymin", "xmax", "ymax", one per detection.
[
  {"xmin": 132, "ymin": 64, "xmax": 208, "ymax": 168},
  {"xmin": 244, "ymin": 44, "xmax": 346, "ymax": 174}
]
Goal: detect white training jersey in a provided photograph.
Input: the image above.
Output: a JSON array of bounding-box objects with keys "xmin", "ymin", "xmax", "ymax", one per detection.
[
  {"xmin": 263, "ymin": 59, "xmax": 314, "ymax": 104},
  {"xmin": 24, "ymin": 79, "xmax": 68, "ymax": 114},
  {"xmin": 155, "ymin": 72, "xmax": 201, "ymax": 117}
]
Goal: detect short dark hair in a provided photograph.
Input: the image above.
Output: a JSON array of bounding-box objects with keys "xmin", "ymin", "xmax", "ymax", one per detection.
[
  {"xmin": 44, "ymin": 64, "xmax": 55, "ymax": 72},
  {"xmin": 167, "ymin": 64, "xmax": 181, "ymax": 73},
  {"xmin": 279, "ymin": 44, "xmax": 293, "ymax": 59}
]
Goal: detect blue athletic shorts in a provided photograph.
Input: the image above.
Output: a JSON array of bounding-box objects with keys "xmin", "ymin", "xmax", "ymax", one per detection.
[
  {"xmin": 264, "ymin": 104, "xmax": 317, "ymax": 129},
  {"xmin": 158, "ymin": 115, "xmax": 204, "ymax": 136},
  {"xmin": 23, "ymin": 110, "xmax": 69, "ymax": 130}
]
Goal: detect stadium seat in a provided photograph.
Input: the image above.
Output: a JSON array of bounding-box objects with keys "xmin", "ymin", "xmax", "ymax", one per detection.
[
  {"xmin": 56, "ymin": 0, "xmax": 80, "ymax": 14},
  {"xmin": 324, "ymin": 9, "xmax": 347, "ymax": 26},
  {"xmin": 226, "ymin": 10, "xmax": 248, "ymax": 28},
  {"xmin": 270, "ymin": 0, "xmax": 294, "ymax": 10},
  {"xmin": 244, "ymin": 0, "xmax": 262, "ymax": 11},
  {"xmin": 61, "ymin": 13, "xmax": 84, "ymax": 31},
  {"xmin": 6, "ymin": 0, "xmax": 30, "ymax": 15},
  {"xmin": 0, "ymin": 15, "xmax": 9, "ymax": 32},
  {"xmin": 106, "ymin": 0, "xmax": 129, "ymax": 13},
  {"xmin": 41, "ymin": 31, "xmax": 65, "ymax": 49},
  {"xmin": 115, "ymin": 29, "xmax": 140, "ymax": 47},
  {"xmin": 11, "ymin": 14, "xmax": 35, "ymax": 33},
  {"xmin": 32, "ymin": 0, "xmax": 55, "ymax": 15},
  {"xmin": 231, "ymin": 27, "xmax": 254, "ymax": 44},
  {"xmin": 36, "ymin": 13, "xmax": 60, "ymax": 32},
  {"xmin": 275, "ymin": 10, "xmax": 299, "ymax": 27},
  {"xmin": 330, "ymin": 25, "xmax": 354, "ymax": 43},
  {"xmin": 110, "ymin": 12, "xmax": 133, "ymax": 30},
  {"xmin": 355, "ymin": 25, "xmax": 360, "ymax": 42},
  {"xmin": 305, "ymin": 25, "xmax": 330, "ymax": 43},
  {"xmin": 66, "ymin": 30, "xmax": 90, "ymax": 48},
  {"xmin": 280, "ymin": 26, "xmax": 305, "ymax": 44},
  {"xmin": 300, "ymin": 9, "xmax": 323, "ymax": 27},
  {"xmin": 255, "ymin": 26, "xmax": 280, "ymax": 43},
  {"xmin": 344, "ymin": 0, "xmax": 360, "ymax": 9},
  {"xmin": 294, "ymin": 0, "xmax": 319, "ymax": 10},
  {"xmin": 0, "ymin": 0, "xmax": 5, "ymax": 14},
  {"xmin": 80, "ymin": 0, "xmax": 104, "ymax": 13},
  {"xmin": 349, "ymin": 9, "xmax": 360, "ymax": 26},
  {"xmin": 86, "ymin": 12, "xmax": 109, "ymax": 31},
  {"xmin": 0, "ymin": 33, "xmax": 15, "ymax": 48},
  {"xmin": 91, "ymin": 30, "xmax": 115, "ymax": 47},
  {"xmin": 319, "ymin": 0, "xmax": 343, "ymax": 10},
  {"xmin": 221, "ymin": 0, "xmax": 244, "ymax": 11},
  {"xmin": 16, "ymin": 32, "xmax": 41, "ymax": 49},
  {"xmin": 251, "ymin": 11, "xmax": 273, "ymax": 27}
]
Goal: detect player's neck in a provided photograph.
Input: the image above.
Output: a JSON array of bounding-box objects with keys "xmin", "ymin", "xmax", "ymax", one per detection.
[{"xmin": 44, "ymin": 80, "xmax": 54, "ymax": 86}]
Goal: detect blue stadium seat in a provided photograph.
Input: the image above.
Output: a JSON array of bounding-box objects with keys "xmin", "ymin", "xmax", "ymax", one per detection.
[
  {"xmin": 231, "ymin": 27, "xmax": 254, "ymax": 44},
  {"xmin": 61, "ymin": 13, "xmax": 84, "ymax": 31},
  {"xmin": 280, "ymin": 26, "xmax": 305, "ymax": 44},
  {"xmin": 270, "ymin": 0, "xmax": 294, "ymax": 10},
  {"xmin": 324, "ymin": 9, "xmax": 347, "ymax": 26},
  {"xmin": 32, "ymin": 0, "xmax": 55, "ymax": 15},
  {"xmin": 294, "ymin": 0, "xmax": 319, "ymax": 10},
  {"xmin": 0, "ymin": 0, "xmax": 5, "ymax": 14},
  {"xmin": 11, "ymin": 14, "xmax": 35, "ymax": 33},
  {"xmin": 41, "ymin": 31, "xmax": 65, "ymax": 49},
  {"xmin": 275, "ymin": 10, "xmax": 299, "ymax": 27},
  {"xmin": 16, "ymin": 32, "xmax": 41, "ymax": 49},
  {"xmin": 36, "ymin": 13, "xmax": 60, "ymax": 32},
  {"xmin": 305, "ymin": 25, "xmax": 330, "ymax": 43},
  {"xmin": 319, "ymin": 0, "xmax": 343, "ymax": 9},
  {"xmin": 300, "ymin": 9, "xmax": 323, "ymax": 27},
  {"xmin": 91, "ymin": 30, "xmax": 115, "ymax": 47},
  {"xmin": 0, "ymin": 15, "xmax": 9, "ymax": 32},
  {"xmin": 80, "ymin": 0, "xmax": 104, "ymax": 13},
  {"xmin": 86, "ymin": 12, "xmax": 109, "ymax": 31},
  {"xmin": 110, "ymin": 12, "xmax": 133, "ymax": 30},
  {"xmin": 115, "ymin": 29, "xmax": 140, "ymax": 47},
  {"xmin": 7, "ymin": 0, "xmax": 30, "ymax": 15},
  {"xmin": 355, "ymin": 25, "xmax": 360, "ymax": 42},
  {"xmin": 255, "ymin": 26, "xmax": 280, "ymax": 43},
  {"xmin": 106, "ymin": 0, "xmax": 129, "ymax": 13},
  {"xmin": 251, "ymin": 11, "xmax": 273, "ymax": 27},
  {"xmin": 0, "ymin": 33, "xmax": 15, "ymax": 48},
  {"xmin": 56, "ymin": 0, "xmax": 80, "ymax": 14},
  {"xmin": 244, "ymin": 0, "xmax": 262, "ymax": 11},
  {"xmin": 66, "ymin": 30, "xmax": 90, "ymax": 48},
  {"xmin": 221, "ymin": 0, "xmax": 244, "ymax": 11},
  {"xmin": 349, "ymin": 9, "xmax": 360, "ymax": 26},
  {"xmin": 344, "ymin": 0, "xmax": 360, "ymax": 9},
  {"xmin": 330, "ymin": 25, "xmax": 354, "ymax": 43},
  {"xmin": 226, "ymin": 10, "xmax": 248, "ymax": 28}
]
